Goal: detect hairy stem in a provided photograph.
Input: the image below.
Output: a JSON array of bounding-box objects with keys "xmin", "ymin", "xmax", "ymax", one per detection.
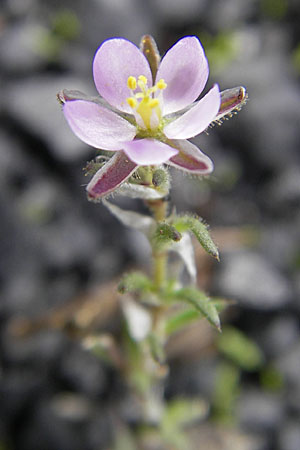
[{"xmin": 146, "ymin": 198, "xmax": 168, "ymax": 291}]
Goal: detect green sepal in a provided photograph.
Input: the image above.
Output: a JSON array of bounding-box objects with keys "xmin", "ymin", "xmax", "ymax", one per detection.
[
  {"xmin": 217, "ymin": 326, "xmax": 264, "ymax": 370},
  {"xmin": 118, "ymin": 272, "xmax": 154, "ymax": 295},
  {"xmin": 168, "ymin": 287, "xmax": 221, "ymax": 331},
  {"xmin": 129, "ymin": 166, "xmax": 170, "ymax": 197},
  {"xmin": 83, "ymin": 157, "xmax": 107, "ymax": 176},
  {"xmin": 152, "ymin": 167, "xmax": 170, "ymax": 194},
  {"xmin": 174, "ymin": 215, "xmax": 219, "ymax": 260},
  {"xmin": 152, "ymin": 222, "xmax": 182, "ymax": 250},
  {"xmin": 139, "ymin": 35, "xmax": 161, "ymax": 82}
]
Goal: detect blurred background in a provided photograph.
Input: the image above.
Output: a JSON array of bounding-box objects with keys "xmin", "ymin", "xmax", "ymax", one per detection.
[{"xmin": 0, "ymin": 0, "xmax": 300, "ymax": 449}]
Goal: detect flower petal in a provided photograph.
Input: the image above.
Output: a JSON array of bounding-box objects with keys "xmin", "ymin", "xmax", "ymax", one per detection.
[
  {"xmin": 121, "ymin": 139, "xmax": 178, "ymax": 165},
  {"xmin": 156, "ymin": 36, "xmax": 209, "ymax": 115},
  {"xmin": 93, "ymin": 38, "xmax": 152, "ymax": 113},
  {"xmin": 63, "ymin": 100, "xmax": 136, "ymax": 150},
  {"xmin": 87, "ymin": 151, "xmax": 137, "ymax": 200},
  {"xmin": 167, "ymin": 139, "xmax": 213, "ymax": 174},
  {"xmin": 164, "ymin": 84, "xmax": 221, "ymax": 139}
]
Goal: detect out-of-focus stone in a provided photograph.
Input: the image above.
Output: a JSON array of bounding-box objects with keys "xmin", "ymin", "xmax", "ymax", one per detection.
[
  {"xmin": 215, "ymin": 251, "xmax": 292, "ymax": 309},
  {"xmin": 278, "ymin": 420, "xmax": 300, "ymax": 450},
  {"xmin": 237, "ymin": 389, "xmax": 285, "ymax": 432},
  {"xmin": 259, "ymin": 316, "xmax": 299, "ymax": 358},
  {"xmin": 4, "ymin": 77, "xmax": 95, "ymax": 161}
]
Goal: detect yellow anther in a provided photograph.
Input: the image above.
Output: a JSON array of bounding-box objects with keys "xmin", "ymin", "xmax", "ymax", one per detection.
[
  {"xmin": 138, "ymin": 75, "xmax": 148, "ymax": 85},
  {"xmin": 127, "ymin": 76, "xmax": 137, "ymax": 90},
  {"xmin": 127, "ymin": 97, "xmax": 137, "ymax": 108},
  {"xmin": 149, "ymin": 99, "xmax": 159, "ymax": 108},
  {"xmin": 157, "ymin": 79, "xmax": 167, "ymax": 90}
]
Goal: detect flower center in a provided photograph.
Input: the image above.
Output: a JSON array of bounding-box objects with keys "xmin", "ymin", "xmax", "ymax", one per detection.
[{"xmin": 126, "ymin": 75, "xmax": 167, "ymax": 130}]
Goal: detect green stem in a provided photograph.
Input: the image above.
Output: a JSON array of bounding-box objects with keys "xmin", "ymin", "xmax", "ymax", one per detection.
[{"xmin": 146, "ymin": 198, "xmax": 168, "ymax": 291}]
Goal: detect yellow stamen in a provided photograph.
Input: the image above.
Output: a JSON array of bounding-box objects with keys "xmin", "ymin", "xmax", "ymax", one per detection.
[
  {"xmin": 138, "ymin": 75, "xmax": 147, "ymax": 84},
  {"xmin": 157, "ymin": 79, "xmax": 167, "ymax": 90},
  {"xmin": 127, "ymin": 97, "xmax": 137, "ymax": 108},
  {"xmin": 149, "ymin": 99, "xmax": 159, "ymax": 108},
  {"xmin": 127, "ymin": 76, "xmax": 137, "ymax": 90},
  {"xmin": 126, "ymin": 74, "xmax": 168, "ymax": 130}
]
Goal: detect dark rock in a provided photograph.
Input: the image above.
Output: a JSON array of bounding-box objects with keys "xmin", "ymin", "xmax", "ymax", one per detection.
[
  {"xmin": 166, "ymin": 357, "xmax": 218, "ymax": 400},
  {"xmin": 3, "ymin": 330, "xmax": 67, "ymax": 367},
  {"xmin": 0, "ymin": 369, "xmax": 45, "ymax": 422},
  {"xmin": 58, "ymin": 345, "xmax": 107, "ymax": 397},
  {"xmin": 18, "ymin": 397, "xmax": 88, "ymax": 450}
]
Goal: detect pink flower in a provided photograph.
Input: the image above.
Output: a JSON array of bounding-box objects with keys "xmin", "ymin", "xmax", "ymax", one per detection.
[{"xmin": 61, "ymin": 36, "xmax": 222, "ymax": 199}]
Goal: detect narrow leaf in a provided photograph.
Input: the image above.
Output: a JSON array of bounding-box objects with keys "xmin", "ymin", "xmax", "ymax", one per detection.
[
  {"xmin": 166, "ymin": 297, "xmax": 231, "ymax": 335},
  {"xmin": 162, "ymin": 398, "xmax": 208, "ymax": 429},
  {"xmin": 165, "ymin": 308, "xmax": 199, "ymax": 335},
  {"xmin": 174, "ymin": 287, "xmax": 221, "ymax": 331},
  {"xmin": 217, "ymin": 326, "xmax": 264, "ymax": 370},
  {"xmin": 175, "ymin": 215, "xmax": 219, "ymax": 260}
]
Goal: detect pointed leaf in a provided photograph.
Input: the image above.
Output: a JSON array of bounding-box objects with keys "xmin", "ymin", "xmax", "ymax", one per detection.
[
  {"xmin": 162, "ymin": 398, "xmax": 208, "ymax": 429},
  {"xmin": 165, "ymin": 308, "xmax": 199, "ymax": 335},
  {"xmin": 217, "ymin": 326, "xmax": 264, "ymax": 370},
  {"xmin": 174, "ymin": 287, "xmax": 221, "ymax": 331},
  {"xmin": 166, "ymin": 297, "xmax": 231, "ymax": 336},
  {"xmin": 174, "ymin": 215, "xmax": 219, "ymax": 260}
]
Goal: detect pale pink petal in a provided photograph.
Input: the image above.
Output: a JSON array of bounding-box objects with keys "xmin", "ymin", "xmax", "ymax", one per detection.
[
  {"xmin": 156, "ymin": 36, "xmax": 209, "ymax": 115},
  {"xmin": 164, "ymin": 84, "xmax": 221, "ymax": 139},
  {"xmin": 93, "ymin": 38, "xmax": 152, "ymax": 113},
  {"xmin": 121, "ymin": 139, "xmax": 178, "ymax": 165},
  {"xmin": 63, "ymin": 100, "xmax": 136, "ymax": 150},
  {"xmin": 167, "ymin": 139, "xmax": 213, "ymax": 174},
  {"xmin": 87, "ymin": 151, "xmax": 137, "ymax": 200}
]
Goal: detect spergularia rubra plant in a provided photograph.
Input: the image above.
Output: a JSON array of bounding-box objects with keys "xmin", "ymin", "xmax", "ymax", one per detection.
[
  {"xmin": 58, "ymin": 35, "xmax": 247, "ymax": 448},
  {"xmin": 59, "ymin": 35, "xmax": 246, "ymax": 200}
]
